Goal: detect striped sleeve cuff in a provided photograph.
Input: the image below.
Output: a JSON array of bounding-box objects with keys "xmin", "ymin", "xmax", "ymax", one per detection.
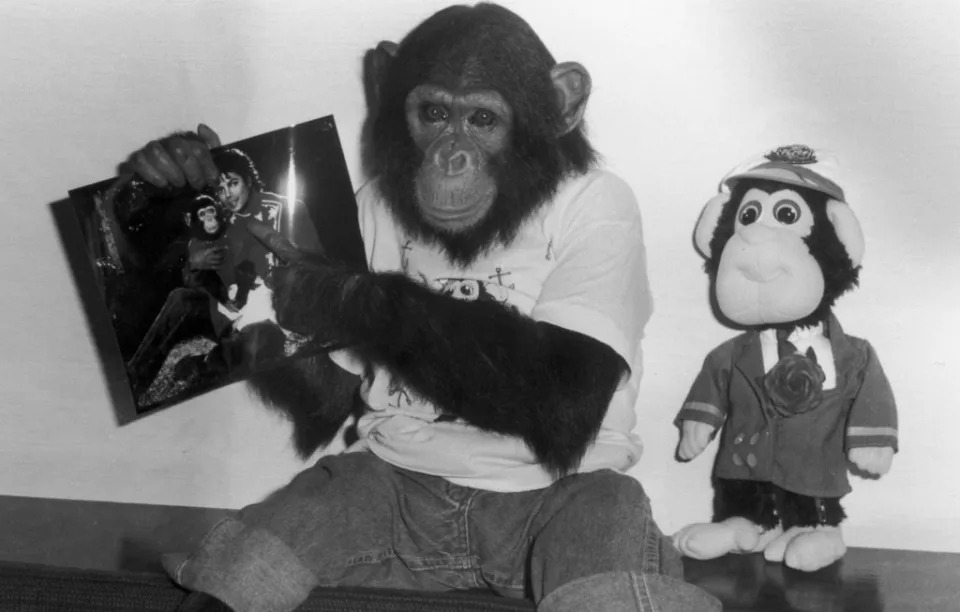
[
  {"xmin": 846, "ymin": 426, "xmax": 899, "ymax": 452},
  {"xmin": 676, "ymin": 401, "xmax": 725, "ymax": 429}
]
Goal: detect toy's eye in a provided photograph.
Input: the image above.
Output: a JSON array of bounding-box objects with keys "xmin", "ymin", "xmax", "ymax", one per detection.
[
  {"xmin": 420, "ymin": 103, "xmax": 449, "ymax": 124},
  {"xmin": 773, "ymin": 200, "xmax": 801, "ymax": 224},
  {"xmin": 738, "ymin": 201, "xmax": 762, "ymax": 225}
]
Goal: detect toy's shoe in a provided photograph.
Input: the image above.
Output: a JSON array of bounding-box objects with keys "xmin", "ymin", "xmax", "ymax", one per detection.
[
  {"xmin": 674, "ymin": 517, "xmax": 781, "ymax": 560},
  {"xmin": 763, "ymin": 525, "xmax": 846, "ymax": 571}
]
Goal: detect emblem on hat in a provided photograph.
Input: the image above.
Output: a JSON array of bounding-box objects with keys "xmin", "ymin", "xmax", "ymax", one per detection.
[{"xmin": 764, "ymin": 144, "xmax": 818, "ymax": 165}]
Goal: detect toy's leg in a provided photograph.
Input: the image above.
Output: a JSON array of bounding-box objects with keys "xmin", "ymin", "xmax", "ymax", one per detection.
[
  {"xmin": 762, "ymin": 489, "xmax": 846, "ymax": 571},
  {"xmin": 673, "ymin": 478, "xmax": 781, "ymax": 560}
]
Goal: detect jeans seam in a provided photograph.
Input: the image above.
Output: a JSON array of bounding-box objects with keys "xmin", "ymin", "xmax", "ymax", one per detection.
[
  {"xmin": 176, "ymin": 517, "xmax": 236, "ymax": 583},
  {"xmin": 408, "ymin": 555, "xmax": 481, "ymax": 572},
  {"xmin": 480, "ymin": 567, "xmax": 525, "ymax": 592},
  {"xmin": 345, "ymin": 546, "xmax": 397, "ymax": 568},
  {"xmin": 459, "ymin": 488, "xmax": 485, "ymax": 588},
  {"xmin": 641, "ymin": 513, "xmax": 661, "ymax": 575},
  {"xmin": 346, "ymin": 546, "xmax": 480, "ymax": 572},
  {"xmin": 636, "ymin": 572, "xmax": 655, "ymax": 612}
]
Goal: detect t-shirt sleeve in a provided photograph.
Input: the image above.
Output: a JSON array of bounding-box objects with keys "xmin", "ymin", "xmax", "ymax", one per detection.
[
  {"xmin": 355, "ymin": 181, "xmax": 403, "ymax": 273},
  {"xmin": 530, "ymin": 172, "xmax": 652, "ymax": 372}
]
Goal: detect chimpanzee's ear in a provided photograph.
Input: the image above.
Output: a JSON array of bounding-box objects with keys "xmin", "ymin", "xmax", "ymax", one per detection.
[
  {"xmin": 551, "ymin": 62, "xmax": 592, "ymax": 136},
  {"xmin": 364, "ymin": 41, "xmax": 399, "ymax": 115}
]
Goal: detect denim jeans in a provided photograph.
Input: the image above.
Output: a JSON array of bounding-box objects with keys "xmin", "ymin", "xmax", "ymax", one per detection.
[{"xmin": 164, "ymin": 452, "xmax": 720, "ymax": 611}]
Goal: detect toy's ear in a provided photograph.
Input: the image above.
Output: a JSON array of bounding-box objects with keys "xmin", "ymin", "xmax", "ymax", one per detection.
[
  {"xmin": 826, "ymin": 199, "xmax": 864, "ymax": 267},
  {"xmin": 694, "ymin": 192, "xmax": 730, "ymax": 258}
]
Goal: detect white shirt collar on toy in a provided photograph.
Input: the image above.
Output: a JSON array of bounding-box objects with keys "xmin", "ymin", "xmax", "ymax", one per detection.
[{"xmin": 760, "ymin": 322, "xmax": 837, "ymax": 390}]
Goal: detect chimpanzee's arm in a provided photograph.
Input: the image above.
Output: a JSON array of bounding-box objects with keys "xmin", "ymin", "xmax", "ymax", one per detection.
[{"xmin": 273, "ymin": 264, "xmax": 625, "ymax": 476}]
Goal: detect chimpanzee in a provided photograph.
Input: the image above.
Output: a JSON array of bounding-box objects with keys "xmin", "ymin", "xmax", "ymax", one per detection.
[
  {"xmin": 182, "ymin": 193, "xmax": 231, "ymax": 303},
  {"xmin": 127, "ymin": 4, "xmax": 720, "ymax": 611}
]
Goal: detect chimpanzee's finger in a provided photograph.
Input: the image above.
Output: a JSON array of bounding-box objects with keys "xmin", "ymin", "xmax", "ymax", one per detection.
[
  {"xmin": 129, "ymin": 140, "xmax": 184, "ymax": 188},
  {"xmin": 167, "ymin": 135, "xmax": 210, "ymax": 190},
  {"xmin": 196, "ymin": 125, "xmax": 223, "ymax": 184},
  {"xmin": 197, "ymin": 123, "xmax": 222, "ymax": 148}
]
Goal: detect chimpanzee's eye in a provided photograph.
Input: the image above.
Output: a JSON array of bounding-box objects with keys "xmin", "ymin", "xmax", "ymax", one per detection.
[
  {"xmin": 738, "ymin": 201, "xmax": 762, "ymax": 225},
  {"xmin": 773, "ymin": 200, "xmax": 801, "ymax": 225},
  {"xmin": 469, "ymin": 109, "xmax": 497, "ymax": 128},
  {"xmin": 421, "ymin": 103, "xmax": 449, "ymax": 124}
]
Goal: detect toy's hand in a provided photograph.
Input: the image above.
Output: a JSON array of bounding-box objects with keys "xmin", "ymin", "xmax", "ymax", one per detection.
[
  {"xmin": 678, "ymin": 420, "xmax": 715, "ymax": 461},
  {"xmin": 125, "ymin": 123, "xmax": 222, "ymax": 190},
  {"xmin": 848, "ymin": 446, "xmax": 894, "ymax": 476}
]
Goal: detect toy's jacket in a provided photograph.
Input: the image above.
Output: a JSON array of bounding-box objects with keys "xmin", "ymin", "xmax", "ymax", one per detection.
[{"xmin": 676, "ymin": 315, "xmax": 898, "ymax": 498}]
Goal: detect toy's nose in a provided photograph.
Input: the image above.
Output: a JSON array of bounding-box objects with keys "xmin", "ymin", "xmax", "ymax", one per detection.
[{"xmin": 739, "ymin": 222, "xmax": 777, "ymax": 245}]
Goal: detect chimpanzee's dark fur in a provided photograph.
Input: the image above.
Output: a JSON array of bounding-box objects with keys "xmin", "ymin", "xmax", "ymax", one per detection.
[
  {"xmin": 249, "ymin": 350, "xmax": 364, "ymax": 456},
  {"xmin": 272, "ymin": 264, "xmax": 623, "ymax": 476}
]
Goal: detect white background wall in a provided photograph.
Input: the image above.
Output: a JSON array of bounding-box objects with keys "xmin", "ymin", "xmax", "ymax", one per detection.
[{"xmin": 2, "ymin": 0, "xmax": 958, "ymax": 553}]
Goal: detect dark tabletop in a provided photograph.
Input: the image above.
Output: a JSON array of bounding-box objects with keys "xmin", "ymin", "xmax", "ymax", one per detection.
[{"xmin": 0, "ymin": 495, "xmax": 957, "ymax": 611}]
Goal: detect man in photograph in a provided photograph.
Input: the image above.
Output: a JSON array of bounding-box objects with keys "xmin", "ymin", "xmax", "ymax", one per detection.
[{"xmin": 123, "ymin": 149, "xmax": 299, "ymax": 408}]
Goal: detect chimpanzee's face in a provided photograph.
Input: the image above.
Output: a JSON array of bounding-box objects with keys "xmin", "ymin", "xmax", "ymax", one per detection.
[
  {"xmin": 197, "ymin": 205, "xmax": 221, "ymax": 235},
  {"xmin": 369, "ymin": 3, "xmax": 596, "ymax": 267},
  {"xmin": 217, "ymin": 172, "xmax": 251, "ymax": 213},
  {"xmin": 405, "ymin": 85, "xmax": 513, "ymax": 233}
]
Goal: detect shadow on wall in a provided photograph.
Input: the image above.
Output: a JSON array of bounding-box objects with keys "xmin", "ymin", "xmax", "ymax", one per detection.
[{"xmin": 50, "ymin": 196, "xmax": 138, "ymax": 424}]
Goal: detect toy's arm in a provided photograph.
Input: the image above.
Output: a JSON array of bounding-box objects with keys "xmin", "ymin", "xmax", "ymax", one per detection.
[
  {"xmin": 845, "ymin": 340, "xmax": 899, "ymax": 476},
  {"xmin": 678, "ymin": 420, "xmax": 716, "ymax": 460},
  {"xmin": 675, "ymin": 350, "xmax": 730, "ymax": 461}
]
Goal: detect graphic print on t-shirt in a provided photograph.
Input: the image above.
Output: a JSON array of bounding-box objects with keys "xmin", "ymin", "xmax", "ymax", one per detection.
[
  {"xmin": 433, "ymin": 277, "xmax": 510, "ymax": 303},
  {"xmin": 380, "ymin": 237, "xmax": 522, "ymax": 417}
]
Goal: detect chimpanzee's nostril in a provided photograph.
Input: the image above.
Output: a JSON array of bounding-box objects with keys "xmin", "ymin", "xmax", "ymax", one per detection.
[{"xmin": 447, "ymin": 151, "xmax": 469, "ymax": 175}]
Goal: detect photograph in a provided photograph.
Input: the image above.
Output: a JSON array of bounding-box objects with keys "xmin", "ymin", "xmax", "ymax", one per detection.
[{"xmin": 68, "ymin": 115, "xmax": 365, "ymax": 418}]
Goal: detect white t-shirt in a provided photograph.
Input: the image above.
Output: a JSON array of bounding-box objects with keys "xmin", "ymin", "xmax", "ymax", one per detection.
[{"xmin": 332, "ymin": 168, "xmax": 652, "ymax": 492}]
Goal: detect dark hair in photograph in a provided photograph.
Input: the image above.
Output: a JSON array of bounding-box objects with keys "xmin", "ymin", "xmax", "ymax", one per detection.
[{"xmin": 212, "ymin": 147, "xmax": 265, "ymax": 192}]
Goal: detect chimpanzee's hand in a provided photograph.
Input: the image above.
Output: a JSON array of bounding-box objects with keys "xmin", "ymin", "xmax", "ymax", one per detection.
[
  {"xmin": 124, "ymin": 124, "xmax": 222, "ymax": 190},
  {"xmin": 271, "ymin": 261, "xmax": 352, "ymax": 341},
  {"xmin": 188, "ymin": 245, "xmax": 226, "ymax": 270}
]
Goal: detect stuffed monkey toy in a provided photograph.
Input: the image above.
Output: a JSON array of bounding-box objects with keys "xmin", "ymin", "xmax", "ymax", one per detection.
[{"xmin": 673, "ymin": 144, "xmax": 898, "ymax": 572}]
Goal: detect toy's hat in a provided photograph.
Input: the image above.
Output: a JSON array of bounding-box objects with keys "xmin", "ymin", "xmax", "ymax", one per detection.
[{"xmin": 721, "ymin": 144, "xmax": 845, "ymax": 203}]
